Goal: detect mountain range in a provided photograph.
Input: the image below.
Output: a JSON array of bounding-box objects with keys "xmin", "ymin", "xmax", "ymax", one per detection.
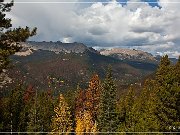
[
  {"xmin": 16, "ymin": 41, "xmax": 177, "ymax": 63},
  {"xmin": 3, "ymin": 41, "xmax": 176, "ymax": 95}
]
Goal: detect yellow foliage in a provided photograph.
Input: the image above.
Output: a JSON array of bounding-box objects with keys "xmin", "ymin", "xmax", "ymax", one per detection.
[
  {"xmin": 75, "ymin": 117, "xmax": 85, "ymax": 135},
  {"xmin": 50, "ymin": 94, "xmax": 72, "ymax": 135},
  {"xmin": 75, "ymin": 111, "xmax": 98, "ymax": 135}
]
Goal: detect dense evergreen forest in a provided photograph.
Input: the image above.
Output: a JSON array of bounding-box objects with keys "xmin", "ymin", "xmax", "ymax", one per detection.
[{"xmin": 1, "ymin": 0, "xmax": 180, "ymax": 134}]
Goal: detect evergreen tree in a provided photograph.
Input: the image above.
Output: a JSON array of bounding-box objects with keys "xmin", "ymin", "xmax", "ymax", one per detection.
[
  {"xmin": 38, "ymin": 92, "xmax": 54, "ymax": 133},
  {"xmin": 156, "ymin": 55, "xmax": 171, "ymax": 85},
  {"xmin": 19, "ymin": 85, "xmax": 35, "ymax": 133},
  {"xmin": 27, "ymin": 90, "xmax": 40, "ymax": 134},
  {"xmin": 118, "ymin": 87, "xmax": 136, "ymax": 132},
  {"xmin": 175, "ymin": 56, "xmax": 180, "ymax": 84},
  {"xmin": 97, "ymin": 67, "xmax": 119, "ymax": 132},
  {"xmin": 0, "ymin": 98, "xmax": 3, "ymax": 131},
  {"xmin": 155, "ymin": 55, "xmax": 180, "ymax": 131},
  {"xmin": 27, "ymin": 91, "xmax": 54, "ymax": 134},
  {"xmin": 133, "ymin": 80, "xmax": 160, "ymax": 132},
  {"xmin": 0, "ymin": 0, "xmax": 36, "ymax": 80},
  {"xmin": 173, "ymin": 56, "xmax": 180, "ymax": 131},
  {"xmin": 0, "ymin": 84, "xmax": 25, "ymax": 132},
  {"xmin": 51, "ymin": 94, "xmax": 72, "ymax": 134}
]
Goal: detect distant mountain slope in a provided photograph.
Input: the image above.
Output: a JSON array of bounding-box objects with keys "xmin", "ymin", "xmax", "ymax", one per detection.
[
  {"xmin": 4, "ymin": 42, "xmax": 158, "ymax": 94},
  {"xmin": 100, "ymin": 48, "xmax": 157, "ymax": 63}
]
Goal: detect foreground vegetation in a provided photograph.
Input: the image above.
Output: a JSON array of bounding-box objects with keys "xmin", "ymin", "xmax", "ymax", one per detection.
[{"xmin": 0, "ymin": 55, "xmax": 180, "ymax": 134}]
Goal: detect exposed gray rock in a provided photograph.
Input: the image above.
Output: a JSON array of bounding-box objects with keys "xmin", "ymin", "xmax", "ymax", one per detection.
[
  {"xmin": 0, "ymin": 70, "xmax": 12, "ymax": 88},
  {"xmin": 20, "ymin": 41, "xmax": 95, "ymax": 54},
  {"xmin": 100, "ymin": 48, "xmax": 157, "ymax": 63}
]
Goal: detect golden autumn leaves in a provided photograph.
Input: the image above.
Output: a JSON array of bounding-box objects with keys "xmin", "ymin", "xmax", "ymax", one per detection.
[
  {"xmin": 75, "ymin": 74, "xmax": 100, "ymax": 134},
  {"xmin": 50, "ymin": 74, "xmax": 101, "ymax": 134}
]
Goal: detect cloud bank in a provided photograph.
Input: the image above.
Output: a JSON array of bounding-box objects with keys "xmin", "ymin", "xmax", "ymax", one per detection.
[{"xmin": 7, "ymin": 0, "xmax": 180, "ymax": 58}]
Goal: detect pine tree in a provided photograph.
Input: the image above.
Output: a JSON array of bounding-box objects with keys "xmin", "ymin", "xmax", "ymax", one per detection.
[
  {"xmin": 27, "ymin": 91, "xmax": 54, "ymax": 134},
  {"xmin": 19, "ymin": 85, "xmax": 35, "ymax": 133},
  {"xmin": 0, "ymin": 97, "xmax": 11, "ymax": 132},
  {"xmin": 38, "ymin": 92, "xmax": 54, "ymax": 132},
  {"xmin": 156, "ymin": 55, "xmax": 171, "ymax": 85},
  {"xmin": 97, "ymin": 67, "xmax": 119, "ymax": 132},
  {"xmin": 27, "ymin": 90, "xmax": 41, "ymax": 134},
  {"xmin": 133, "ymin": 80, "xmax": 160, "ymax": 132},
  {"xmin": 173, "ymin": 56, "xmax": 180, "ymax": 131},
  {"xmin": 51, "ymin": 94, "xmax": 72, "ymax": 134},
  {"xmin": 175, "ymin": 55, "xmax": 180, "ymax": 84},
  {"xmin": 1, "ymin": 84, "xmax": 25, "ymax": 132},
  {"xmin": 0, "ymin": 98, "xmax": 3, "ymax": 131},
  {"xmin": 0, "ymin": 0, "xmax": 36, "ymax": 79},
  {"xmin": 155, "ymin": 55, "xmax": 180, "ymax": 131},
  {"xmin": 118, "ymin": 87, "xmax": 136, "ymax": 132}
]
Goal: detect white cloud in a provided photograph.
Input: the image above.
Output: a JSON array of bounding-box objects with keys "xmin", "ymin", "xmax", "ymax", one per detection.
[
  {"xmin": 62, "ymin": 37, "xmax": 72, "ymax": 43},
  {"xmin": 7, "ymin": 0, "xmax": 180, "ymax": 58}
]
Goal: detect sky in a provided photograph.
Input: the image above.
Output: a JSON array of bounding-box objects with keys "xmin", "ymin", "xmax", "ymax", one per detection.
[{"xmin": 6, "ymin": 0, "xmax": 180, "ymax": 58}]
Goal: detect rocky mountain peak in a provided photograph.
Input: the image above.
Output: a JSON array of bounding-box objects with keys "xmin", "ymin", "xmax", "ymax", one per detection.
[
  {"xmin": 20, "ymin": 41, "xmax": 93, "ymax": 54},
  {"xmin": 100, "ymin": 48, "xmax": 157, "ymax": 62}
]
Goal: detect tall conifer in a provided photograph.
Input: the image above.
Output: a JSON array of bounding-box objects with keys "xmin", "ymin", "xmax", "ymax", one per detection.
[
  {"xmin": 155, "ymin": 55, "xmax": 180, "ymax": 131},
  {"xmin": 98, "ymin": 67, "xmax": 119, "ymax": 132},
  {"xmin": 0, "ymin": 0, "xmax": 36, "ymax": 75}
]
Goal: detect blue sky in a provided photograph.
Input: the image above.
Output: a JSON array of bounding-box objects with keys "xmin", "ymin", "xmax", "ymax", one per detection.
[
  {"xmin": 141, "ymin": 0, "xmax": 159, "ymax": 7},
  {"xmin": 115, "ymin": 0, "xmax": 159, "ymax": 7},
  {"xmin": 7, "ymin": 0, "xmax": 180, "ymax": 58}
]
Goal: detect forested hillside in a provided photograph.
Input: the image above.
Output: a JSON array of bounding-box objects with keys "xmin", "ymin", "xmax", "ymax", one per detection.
[{"xmin": 4, "ymin": 48, "xmax": 157, "ymax": 94}]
